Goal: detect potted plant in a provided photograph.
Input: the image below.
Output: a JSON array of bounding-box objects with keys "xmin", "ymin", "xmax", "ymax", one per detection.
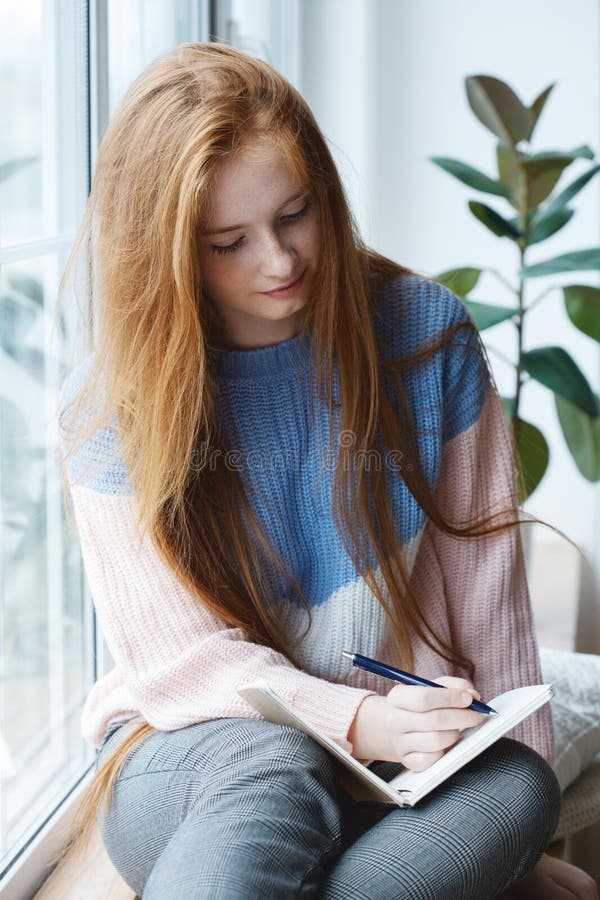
[{"xmin": 430, "ymin": 75, "xmax": 600, "ymax": 500}]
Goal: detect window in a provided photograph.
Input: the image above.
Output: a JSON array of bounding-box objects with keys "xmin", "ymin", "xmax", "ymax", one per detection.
[
  {"xmin": 214, "ymin": 0, "xmax": 300, "ymax": 86},
  {"xmin": 107, "ymin": 0, "xmax": 209, "ymax": 114},
  {"xmin": 0, "ymin": 2, "xmax": 210, "ymax": 892},
  {"xmin": 0, "ymin": 0, "xmax": 92, "ymax": 881}
]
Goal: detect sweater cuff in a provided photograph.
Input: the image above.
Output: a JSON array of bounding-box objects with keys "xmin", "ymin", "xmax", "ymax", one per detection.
[{"xmin": 290, "ymin": 680, "xmax": 377, "ymax": 755}]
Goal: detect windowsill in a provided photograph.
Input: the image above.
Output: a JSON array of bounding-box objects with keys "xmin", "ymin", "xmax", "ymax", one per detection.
[
  {"xmin": 33, "ymin": 823, "xmax": 135, "ymax": 900},
  {"xmin": 0, "ymin": 771, "xmax": 94, "ymax": 900},
  {"xmin": 1, "ymin": 632, "xmax": 115, "ymax": 899}
]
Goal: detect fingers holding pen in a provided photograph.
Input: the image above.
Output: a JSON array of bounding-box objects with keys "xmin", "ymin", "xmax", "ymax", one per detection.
[
  {"xmin": 386, "ymin": 682, "xmax": 486, "ymax": 728},
  {"xmin": 347, "ymin": 667, "xmax": 488, "ymax": 766},
  {"xmin": 386, "ymin": 705, "xmax": 486, "ymax": 733},
  {"xmin": 386, "ymin": 681, "xmax": 471, "ymax": 710},
  {"xmin": 385, "ymin": 725, "xmax": 462, "ymax": 770},
  {"xmin": 432, "ymin": 675, "xmax": 481, "ymax": 700},
  {"xmin": 400, "ymin": 750, "xmax": 447, "ymax": 772}
]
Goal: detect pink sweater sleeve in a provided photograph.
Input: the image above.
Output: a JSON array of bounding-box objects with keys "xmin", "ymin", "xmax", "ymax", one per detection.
[
  {"xmin": 70, "ymin": 484, "xmax": 374, "ymax": 750},
  {"xmin": 409, "ymin": 387, "xmax": 554, "ymax": 764}
]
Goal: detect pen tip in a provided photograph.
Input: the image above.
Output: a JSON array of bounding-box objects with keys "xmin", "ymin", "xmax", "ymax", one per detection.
[
  {"xmin": 341, "ymin": 651, "xmax": 354, "ymax": 661},
  {"xmin": 489, "ymin": 707, "xmax": 498, "ymax": 715}
]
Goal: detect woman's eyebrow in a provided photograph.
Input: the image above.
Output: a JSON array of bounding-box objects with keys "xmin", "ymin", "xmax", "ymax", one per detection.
[{"xmin": 202, "ymin": 189, "xmax": 309, "ymax": 236}]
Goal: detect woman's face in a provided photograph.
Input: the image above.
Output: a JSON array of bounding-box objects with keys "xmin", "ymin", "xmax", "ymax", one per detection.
[{"xmin": 198, "ymin": 138, "xmax": 322, "ymax": 350}]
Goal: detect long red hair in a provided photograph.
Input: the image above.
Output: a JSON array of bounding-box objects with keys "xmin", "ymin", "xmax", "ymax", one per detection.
[{"xmin": 58, "ymin": 42, "xmax": 519, "ymax": 855}]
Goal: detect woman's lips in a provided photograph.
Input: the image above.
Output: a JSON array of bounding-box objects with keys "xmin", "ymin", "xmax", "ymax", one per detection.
[{"xmin": 260, "ymin": 269, "xmax": 306, "ymax": 298}]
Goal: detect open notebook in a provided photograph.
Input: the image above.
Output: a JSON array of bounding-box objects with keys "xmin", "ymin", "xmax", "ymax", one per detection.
[{"xmin": 238, "ymin": 682, "xmax": 552, "ymax": 807}]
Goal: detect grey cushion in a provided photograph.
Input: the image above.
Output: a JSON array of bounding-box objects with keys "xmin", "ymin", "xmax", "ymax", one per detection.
[
  {"xmin": 540, "ymin": 646, "xmax": 600, "ymax": 791},
  {"xmin": 540, "ymin": 646, "xmax": 600, "ymax": 838}
]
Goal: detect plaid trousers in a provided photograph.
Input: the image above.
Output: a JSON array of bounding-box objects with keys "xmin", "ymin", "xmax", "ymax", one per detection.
[{"xmin": 96, "ymin": 717, "xmax": 561, "ymax": 899}]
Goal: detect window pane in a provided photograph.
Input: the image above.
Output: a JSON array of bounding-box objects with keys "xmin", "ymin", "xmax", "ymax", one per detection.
[
  {"xmin": 0, "ymin": 3, "xmax": 43, "ymax": 246},
  {"xmin": 226, "ymin": 0, "xmax": 299, "ymax": 86},
  {"xmin": 1, "ymin": 251, "xmax": 95, "ymax": 871},
  {"xmin": 108, "ymin": 0, "xmax": 203, "ymax": 114},
  {"xmin": 0, "ymin": 0, "xmax": 92, "ymax": 870},
  {"xmin": 2, "ymin": 0, "xmax": 211, "ymax": 881},
  {"xmin": 0, "ymin": 1, "xmax": 89, "ymax": 248}
]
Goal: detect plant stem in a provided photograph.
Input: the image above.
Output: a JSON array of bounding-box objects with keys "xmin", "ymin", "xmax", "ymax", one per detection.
[
  {"xmin": 513, "ymin": 184, "xmax": 532, "ymax": 446},
  {"xmin": 513, "ymin": 241, "xmax": 526, "ymax": 447}
]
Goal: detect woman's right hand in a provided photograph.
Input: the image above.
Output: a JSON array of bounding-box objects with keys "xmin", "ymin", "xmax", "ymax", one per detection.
[{"xmin": 348, "ymin": 676, "xmax": 486, "ymax": 771}]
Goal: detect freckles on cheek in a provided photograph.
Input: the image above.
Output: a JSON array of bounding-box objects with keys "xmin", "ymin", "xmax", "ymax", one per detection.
[
  {"xmin": 202, "ymin": 256, "xmax": 228, "ymax": 287},
  {"xmin": 202, "ymin": 256, "xmax": 245, "ymax": 302}
]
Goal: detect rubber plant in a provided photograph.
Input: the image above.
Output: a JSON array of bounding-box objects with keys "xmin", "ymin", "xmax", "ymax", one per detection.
[{"xmin": 430, "ymin": 75, "xmax": 600, "ymax": 499}]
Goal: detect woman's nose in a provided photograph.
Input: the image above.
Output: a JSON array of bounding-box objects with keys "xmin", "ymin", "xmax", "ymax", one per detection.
[{"xmin": 257, "ymin": 231, "xmax": 296, "ymax": 278}]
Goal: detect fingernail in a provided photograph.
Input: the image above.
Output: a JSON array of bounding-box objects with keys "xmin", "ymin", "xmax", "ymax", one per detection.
[{"xmin": 461, "ymin": 692, "xmax": 472, "ymax": 704}]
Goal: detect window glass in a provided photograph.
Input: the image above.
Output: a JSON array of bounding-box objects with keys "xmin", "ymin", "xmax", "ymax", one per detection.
[
  {"xmin": 226, "ymin": 0, "xmax": 299, "ymax": 86},
  {"xmin": 0, "ymin": 2, "xmax": 88, "ymax": 247},
  {"xmin": 0, "ymin": 3, "xmax": 43, "ymax": 246},
  {"xmin": 0, "ymin": 1, "xmax": 92, "ymax": 876},
  {"xmin": 0, "ymin": 249, "xmax": 94, "ymax": 873},
  {"xmin": 108, "ymin": 0, "xmax": 204, "ymax": 114}
]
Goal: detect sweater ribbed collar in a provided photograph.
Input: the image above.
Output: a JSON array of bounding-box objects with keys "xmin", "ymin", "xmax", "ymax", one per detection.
[{"xmin": 209, "ymin": 330, "xmax": 312, "ymax": 380}]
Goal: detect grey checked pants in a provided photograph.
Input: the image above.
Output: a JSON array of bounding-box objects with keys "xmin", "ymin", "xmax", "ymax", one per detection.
[{"xmin": 96, "ymin": 717, "xmax": 561, "ymax": 899}]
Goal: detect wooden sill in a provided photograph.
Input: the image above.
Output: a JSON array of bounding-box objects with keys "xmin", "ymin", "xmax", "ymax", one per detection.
[{"xmin": 34, "ymin": 825, "xmax": 136, "ymax": 900}]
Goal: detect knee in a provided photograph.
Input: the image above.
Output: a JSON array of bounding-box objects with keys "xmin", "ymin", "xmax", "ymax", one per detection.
[
  {"xmin": 204, "ymin": 719, "xmax": 344, "ymax": 835},
  {"xmin": 213, "ymin": 718, "xmax": 339, "ymax": 787},
  {"xmin": 144, "ymin": 724, "xmax": 345, "ymax": 898},
  {"xmin": 490, "ymin": 738, "xmax": 562, "ymax": 849}
]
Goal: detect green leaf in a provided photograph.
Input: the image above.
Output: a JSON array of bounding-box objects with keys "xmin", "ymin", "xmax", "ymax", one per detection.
[
  {"xmin": 430, "ymin": 157, "xmax": 509, "ymax": 197},
  {"xmin": 521, "ymin": 346, "xmax": 598, "ymax": 416},
  {"xmin": 527, "ymin": 83, "xmax": 556, "ymax": 140},
  {"xmin": 521, "ymin": 155, "xmax": 575, "ymax": 207},
  {"xmin": 434, "ymin": 267, "xmax": 482, "ymax": 296},
  {"xmin": 496, "ymin": 149, "xmax": 578, "ymax": 212},
  {"xmin": 563, "ymin": 285, "xmax": 600, "ymax": 342},
  {"xmin": 464, "ymin": 299, "xmax": 517, "ymax": 330},
  {"xmin": 496, "ymin": 143, "xmax": 523, "ymax": 207},
  {"xmin": 466, "ymin": 75, "xmax": 532, "ymax": 146},
  {"xmin": 529, "ymin": 207, "xmax": 574, "ymax": 245},
  {"xmin": 569, "ymin": 144, "xmax": 595, "ymax": 160},
  {"xmin": 468, "ymin": 201, "xmax": 522, "ymax": 238},
  {"xmin": 514, "ymin": 418, "xmax": 550, "ymax": 499},
  {"xmin": 520, "ymin": 248, "xmax": 600, "ymax": 278},
  {"xmin": 507, "ymin": 210, "xmax": 537, "ymax": 233},
  {"xmin": 541, "ymin": 164, "xmax": 600, "ymax": 218},
  {"xmin": 527, "ymin": 146, "xmax": 594, "ymax": 162},
  {"xmin": 555, "ymin": 394, "xmax": 600, "ymax": 482},
  {"xmin": 0, "ymin": 157, "xmax": 38, "ymax": 183}
]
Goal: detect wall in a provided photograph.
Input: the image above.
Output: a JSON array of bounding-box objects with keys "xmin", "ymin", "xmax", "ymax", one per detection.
[{"xmin": 299, "ymin": 0, "xmax": 600, "ymax": 642}]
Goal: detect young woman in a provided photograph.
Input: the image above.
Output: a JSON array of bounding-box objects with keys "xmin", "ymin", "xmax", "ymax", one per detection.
[{"xmin": 59, "ymin": 42, "xmax": 596, "ymax": 899}]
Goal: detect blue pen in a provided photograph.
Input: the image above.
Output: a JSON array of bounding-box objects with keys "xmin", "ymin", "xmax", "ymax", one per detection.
[{"xmin": 342, "ymin": 651, "xmax": 497, "ymax": 715}]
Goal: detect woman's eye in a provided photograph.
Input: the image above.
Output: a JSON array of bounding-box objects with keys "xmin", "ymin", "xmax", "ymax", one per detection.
[
  {"xmin": 281, "ymin": 199, "xmax": 310, "ymax": 224},
  {"xmin": 211, "ymin": 237, "xmax": 244, "ymax": 256},
  {"xmin": 209, "ymin": 199, "xmax": 311, "ymax": 256}
]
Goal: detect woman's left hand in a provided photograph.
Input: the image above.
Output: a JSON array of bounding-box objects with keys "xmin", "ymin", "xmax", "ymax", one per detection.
[{"xmin": 500, "ymin": 853, "xmax": 598, "ymax": 899}]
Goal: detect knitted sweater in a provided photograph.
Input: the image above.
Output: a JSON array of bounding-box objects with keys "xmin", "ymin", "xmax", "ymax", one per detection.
[{"xmin": 60, "ymin": 273, "xmax": 553, "ymax": 761}]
